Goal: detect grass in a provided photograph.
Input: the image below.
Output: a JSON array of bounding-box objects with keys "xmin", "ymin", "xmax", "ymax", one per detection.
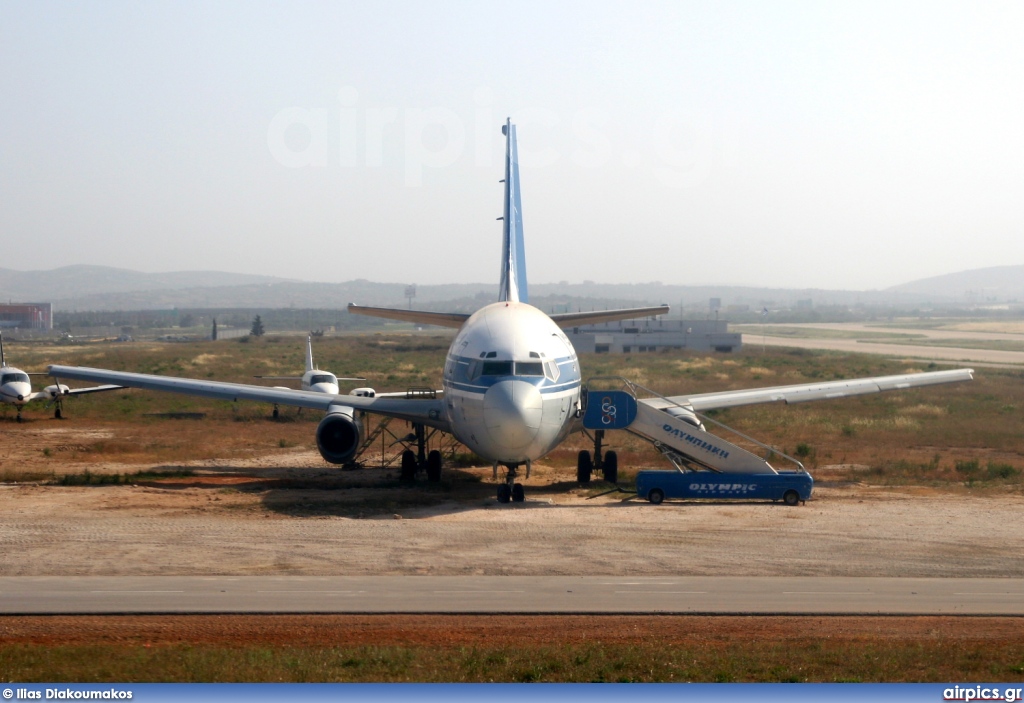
[
  {"xmin": 57, "ymin": 469, "xmax": 197, "ymax": 486},
  {"xmin": 3, "ymin": 616, "xmax": 1024, "ymax": 682}
]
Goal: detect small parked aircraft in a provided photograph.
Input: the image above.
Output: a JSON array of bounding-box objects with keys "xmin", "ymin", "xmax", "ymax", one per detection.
[
  {"xmin": 254, "ymin": 335, "xmax": 365, "ymax": 418},
  {"xmin": 0, "ymin": 332, "xmax": 121, "ymax": 421}
]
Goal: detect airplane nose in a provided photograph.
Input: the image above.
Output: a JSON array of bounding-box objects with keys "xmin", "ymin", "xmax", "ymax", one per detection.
[{"xmin": 483, "ymin": 380, "xmax": 542, "ymax": 452}]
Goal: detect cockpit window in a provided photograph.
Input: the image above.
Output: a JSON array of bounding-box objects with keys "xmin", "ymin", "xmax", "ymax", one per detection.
[
  {"xmin": 309, "ymin": 374, "xmax": 336, "ymax": 385},
  {"xmin": 1, "ymin": 372, "xmax": 29, "ymax": 384},
  {"xmin": 514, "ymin": 362, "xmax": 545, "ymax": 377},
  {"xmin": 481, "ymin": 360, "xmax": 512, "ymax": 376}
]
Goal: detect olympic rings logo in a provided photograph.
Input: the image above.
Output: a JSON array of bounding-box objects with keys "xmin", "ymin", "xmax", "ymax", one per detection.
[{"xmin": 600, "ymin": 396, "xmax": 617, "ymax": 425}]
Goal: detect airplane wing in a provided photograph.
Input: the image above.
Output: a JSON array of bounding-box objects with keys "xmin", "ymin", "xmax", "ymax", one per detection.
[
  {"xmin": 47, "ymin": 365, "xmax": 451, "ymax": 431},
  {"xmin": 549, "ymin": 305, "xmax": 670, "ymax": 329},
  {"xmin": 63, "ymin": 384, "xmax": 124, "ymax": 396},
  {"xmin": 347, "ymin": 304, "xmax": 469, "ymax": 329},
  {"xmin": 642, "ymin": 368, "xmax": 974, "ymax": 412}
]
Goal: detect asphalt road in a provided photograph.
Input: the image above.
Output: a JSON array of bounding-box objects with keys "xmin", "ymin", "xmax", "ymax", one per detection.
[{"xmin": 3, "ymin": 576, "xmax": 1023, "ymax": 615}]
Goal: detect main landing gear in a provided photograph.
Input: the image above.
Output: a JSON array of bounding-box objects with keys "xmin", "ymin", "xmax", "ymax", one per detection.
[
  {"xmin": 576, "ymin": 429, "xmax": 618, "ymax": 484},
  {"xmin": 494, "ymin": 461, "xmax": 528, "ymax": 504},
  {"xmin": 398, "ymin": 423, "xmax": 443, "ymax": 483}
]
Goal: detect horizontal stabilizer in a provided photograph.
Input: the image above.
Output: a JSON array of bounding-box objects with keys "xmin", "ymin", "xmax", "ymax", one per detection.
[
  {"xmin": 347, "ymin": 304, "xmax": 470, "ymax": 329},
  {"xmin": 549, "ymin": 305, "xmax": 670, "ymax": 329}
]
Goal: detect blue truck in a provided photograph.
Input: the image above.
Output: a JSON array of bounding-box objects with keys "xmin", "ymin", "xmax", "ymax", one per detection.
[{"xmin": 634, "ymin": 470, "xmax": 813, "ymax": 506}]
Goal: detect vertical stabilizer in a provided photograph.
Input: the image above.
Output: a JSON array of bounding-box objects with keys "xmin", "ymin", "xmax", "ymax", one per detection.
[
  {"xmin": 305, "ymin": 336, "xmax": 315, "ymax": 372},
  {"xmin": 0, "ymin": 332, "xmax": 6, "ymax": 368},
  {"xmin": 498, "ymin": 118, "xmax": 528, "ymax": 303}
]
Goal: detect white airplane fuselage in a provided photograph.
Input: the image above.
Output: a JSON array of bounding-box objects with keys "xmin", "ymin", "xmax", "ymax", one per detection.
[
  {"xmin": 301, "ymin": 370, "xmax": 340, "ymax": 396},
  {"xmin": 442, "ymin": 301, "xmax": 582, "ymax": 465},
  {"xmin": 0, "ymin": 367, "xmax": 34, "ymax": 410}
]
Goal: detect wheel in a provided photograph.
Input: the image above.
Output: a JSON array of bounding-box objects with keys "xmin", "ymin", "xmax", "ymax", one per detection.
[
  {"xmin": 648, "ymin": 488, "xmax": 665, "ymax": 505},
  {"xmin": 400, "ymin": 450, "xmax": 417, "ymax": 481},
  {"xmin": 783, "ymin": 489, "xmax": 800, "ymax": 506},
  {"xmin": 497, "ymin": 484, "xmax": 512, "ymax": 503},
  {"xmin": 576, "ymin": 450, "xmax": 592, "ymax": 484},
  {"xmin": 54, "ymin": 407, "xmax": 63, "ymax": 420},
  {"xmin": 272, "ymin": 406, "xmax": 279, "ymax": 420},
  {"xmin": 511, "ymin": 483, "xmax": 525, "ymax": 502},
  {"xmin": 426, "ymin": 450, "xmax": 442, "ymax": 482},
  {"xmin": 602, "ymin": 451, "xmax": 618, "ymax": 483}
]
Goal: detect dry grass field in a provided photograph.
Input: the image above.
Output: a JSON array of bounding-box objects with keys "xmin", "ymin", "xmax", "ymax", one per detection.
[{"xmin": 2, "ymin": 334, "xmax": 1024, "ymax": 682}]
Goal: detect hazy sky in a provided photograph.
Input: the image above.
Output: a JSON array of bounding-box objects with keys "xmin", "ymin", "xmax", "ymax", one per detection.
[{"xmin": 2, "ymin": 1, "xmax": 1022, "ymax": 291}]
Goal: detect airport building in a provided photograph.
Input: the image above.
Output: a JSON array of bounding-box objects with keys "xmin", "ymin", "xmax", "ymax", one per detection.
[
  {"xmin": 0, "ymin": 302, "xmax": 52, "ymax": 330},
  {"xmin": 567, "ymin": 317, "xmax": 741, "ymax": 354}
]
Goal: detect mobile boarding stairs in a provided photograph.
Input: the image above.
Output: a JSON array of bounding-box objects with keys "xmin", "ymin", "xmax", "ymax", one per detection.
[{"xmin": 578, "ymin": 377, "xmax": 806, "ymax": 482}]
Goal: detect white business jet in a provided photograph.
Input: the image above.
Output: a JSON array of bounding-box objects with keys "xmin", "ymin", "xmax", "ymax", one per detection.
[
  {"xmin": 0, "ymin": 332, "xmax": 121, "ymax": 421},
  {"xmin": 50, "ymin": 119, "xmax": 973, "ymax": 502}
]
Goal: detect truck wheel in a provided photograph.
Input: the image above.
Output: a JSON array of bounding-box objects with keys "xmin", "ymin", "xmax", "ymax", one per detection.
[
  {"xmin": 576, "ymin": 450, "xmax": 592, "ymax": 484},
  {"xmin": 602, "ymin": 451, "xmax": 618, "ymax": 483},
  {"xmin": 783, "ymin": 490, "xmax": 800, "ymax": 506},
  {"xmin": 648, "ymin": 488, "xmax": 664, "ymax": 505}
]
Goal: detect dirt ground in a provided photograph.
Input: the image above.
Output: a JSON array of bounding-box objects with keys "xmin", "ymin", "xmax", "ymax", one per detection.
[
  {"xmin": 3, "ymin": 422, "xmax": 1024, "ymax": 655},
  {"xmin": 2, "ymin": 424, "xmax": 1023, "ymax": 579}
]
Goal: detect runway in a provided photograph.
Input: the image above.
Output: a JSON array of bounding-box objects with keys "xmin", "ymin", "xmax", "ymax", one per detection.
[{"xmin": 3, "ymin": 576, "xmax": 1023, "ymax": 615}]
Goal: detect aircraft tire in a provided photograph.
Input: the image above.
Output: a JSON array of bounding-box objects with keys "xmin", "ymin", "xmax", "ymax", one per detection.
[
  {"xmin": 55, "ymin": 407, "xmax": 63, "ymax": 420},
  {"xmin": 576, "ymin": 450, "xmax": 592, "ymax": 484},
  {"xmin": 400, "ymin": 450, "xmax": 417, "ymax": 482},
  {"xmin": 602, "ymin": 451, "xmax": 618, "ymax": 483},
  {"xmin": 511, "ymin": 483, "xmax": 525, "ymax": 502},
  {"xmin": 783, "ymin": 489, "xmax": 800, "ymax": 506},
  {"xmin": 648, "ymin": 488, "xmax": 664, "ymax": 505},
  {"xmin": 426, "ymin": 450, "xmax": 442, "ymax": 482},
  {"xmin": 497, "ymin": 484, "xmax": 512, "ymax": 503}
]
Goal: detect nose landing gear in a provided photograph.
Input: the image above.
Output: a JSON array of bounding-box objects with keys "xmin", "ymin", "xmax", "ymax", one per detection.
[{"xmin": 495, "ymin": 461, "xmax": 528, "ymax": 503}]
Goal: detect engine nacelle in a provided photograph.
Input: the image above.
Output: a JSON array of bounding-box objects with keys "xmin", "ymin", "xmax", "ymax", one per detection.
[
  {"xmin": 349, "ymin": 387, "xmax": 376, "ymax": 398},
  {"xmin": 43, "ymin": 384, "xmax": 70, "ymax": 398},
  {"xmin": 315, "ymin": 405, "xmax": 362, "ymax": 464},
  {"xmin": 662, "ymin": 405, "xmax": 705, "ymax": 431}
]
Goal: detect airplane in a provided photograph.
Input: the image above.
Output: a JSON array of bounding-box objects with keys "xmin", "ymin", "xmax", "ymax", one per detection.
[
  {"xmin": 0, "ymin": 332, "xmax": 122, "ymax": 422},
  {"xmin": 49, "ymin": 119, "xmax": 974, "ymax": 502},
  {"xmin": 254, "ymin": 335, "xmax": 367, "ymax": 418}
]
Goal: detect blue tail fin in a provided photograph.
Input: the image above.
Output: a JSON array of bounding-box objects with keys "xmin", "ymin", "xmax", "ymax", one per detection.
[{"xmin": 498, "ymin": 118, "xmax": 528, "ymax": 303}]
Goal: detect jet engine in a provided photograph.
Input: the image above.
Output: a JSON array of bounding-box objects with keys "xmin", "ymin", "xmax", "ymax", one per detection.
[{"xmin": 315, "ymin": 404, "xmax": 361, "ymax": 464}]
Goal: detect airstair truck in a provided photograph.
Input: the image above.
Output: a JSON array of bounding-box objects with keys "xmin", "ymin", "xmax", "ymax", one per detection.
[
  {"xmin": 635, "ymin": 469, "xmax": 812, "ymax": 506},
  {"xmin": 581, "ymin": 380, "xmax": 813, "ymax": 505}
]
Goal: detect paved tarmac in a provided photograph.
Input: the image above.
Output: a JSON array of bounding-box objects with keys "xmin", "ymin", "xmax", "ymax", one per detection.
[
  {"xmin": 2, "ymin": 576, "xmax": 1023, "ymax": 615},
  {"xmin": 741, "ymin": 334, "xmax": 1024, "ymax": 365}
]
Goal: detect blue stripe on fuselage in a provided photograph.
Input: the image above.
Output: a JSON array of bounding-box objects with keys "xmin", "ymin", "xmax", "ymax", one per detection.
[{"xmin": 445, "ymin": 354, "xmax": 580, "ymax": 395}]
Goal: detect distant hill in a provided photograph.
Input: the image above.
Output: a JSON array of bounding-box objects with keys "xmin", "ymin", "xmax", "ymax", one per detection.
[
  {"xmin": 0, "ymin": 265, "xmax": 286, "ymax": 302},
  {"xmin": 0, "ymin": 265, "xmax": 995, "ymax": 312},
  {"xmin": 886, "ymin": 265, "xmax": 1024, "ymax": 302}
]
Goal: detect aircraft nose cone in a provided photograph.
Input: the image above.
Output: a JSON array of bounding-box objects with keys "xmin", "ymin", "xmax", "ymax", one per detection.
[{"xmin": 483, "ymin": 380, "xmax": 542, "ymax": 453}]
